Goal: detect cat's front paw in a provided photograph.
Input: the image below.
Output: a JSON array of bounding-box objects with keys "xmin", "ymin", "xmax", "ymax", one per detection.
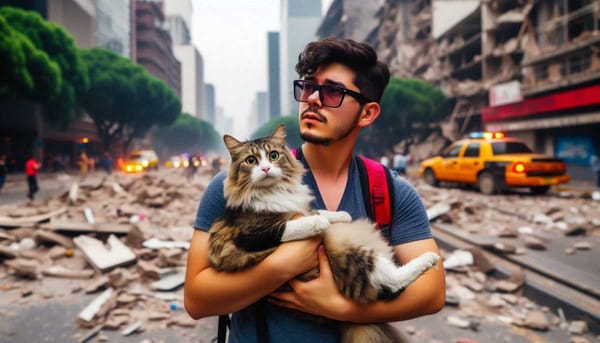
[
  {"xmin": 317, "ymin": 210, "xmax": 352, "ymax": 223},
  {"xmin": 417, "ymin": 252, "xmax": 440, "ymax": 270},
  {"xmin": 307, "ymin": 215, "xmax": 330, "ymax": 233}
]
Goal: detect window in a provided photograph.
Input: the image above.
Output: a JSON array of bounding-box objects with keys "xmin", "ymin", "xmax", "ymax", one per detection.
[
  {"xmin": 491, "ymin": 142, "xmax": 533, "ymax": 155},
  {"xmin": 444, "ymin": 144, "xmax": 463, "ymax": 158},
  {"xmin": 463, "ymin": 143, "xmax": 480, "ymax": 157}
]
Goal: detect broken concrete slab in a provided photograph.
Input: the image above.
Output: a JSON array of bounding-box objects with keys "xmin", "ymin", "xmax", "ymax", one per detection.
[
  {"xmin": 142, "ymin": 238, "xmax": 190, "ymax": 250},
  {"xmin": 83, "ymin": 208, "xmax": 95, "ymax": 225},
  {"xmin": 42, "ymin": 221, "xmax": 132, "ymax": 235},
  {"xmin": 120, "ymin": 321, "xmax": 143, "ymax": 336},
  {"xmin": 5, "ymin": 258, "xmax": 39, "ymax": 279},
  {"xmin": 74, "ymin": 235, "xmax": 136, "ymax": 272},
  {"xmin": 150, "ymin": 270, "xmax": 185, "ymax": 291},
  {"xmin": 34, "ymin": 230, "xmax": 74, "ymax": 248},
  {"xmin": 0, "ymin": 207, "xmax": 67, "ymax": 227},
  {"xmin": 42, "ymin": 265, "xmax": 95, "ymax": 279},
  {"xmin": 427, "ymin": 202, "xmax": 451, "ymax": 221},
  {"xmin": 78, "ymin": 287, "xmax": 114, "ymax": 322}
]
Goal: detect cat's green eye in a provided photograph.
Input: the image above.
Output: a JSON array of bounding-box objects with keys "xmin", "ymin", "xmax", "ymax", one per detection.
[
  {"xmin": 245, "ymin": 156, "xmax": 257, "ymax": 165},
  {"xmin": 269, "ymin": 151, "xmax": 279, "ymax": 161}
]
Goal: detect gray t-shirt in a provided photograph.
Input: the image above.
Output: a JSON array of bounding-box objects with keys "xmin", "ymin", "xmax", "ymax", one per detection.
[{"xmin": 193, "ymin": 156, "xmax": 432, "ymax": 343}]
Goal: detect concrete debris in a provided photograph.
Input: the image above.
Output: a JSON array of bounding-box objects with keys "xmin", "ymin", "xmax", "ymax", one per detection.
[
  {"xmin": 74, "ymin": 235, "xmax": 136, "ymax": 272},
  {"xmin": 523, "ymin": 310, "xmax": 550, "ymax": 331},
  {"xmin": 78, "ymin": 288, "xmax": 114, "ymax": 322},
  {"xmin": 426, "ymin": 202, "xmax": 451, "ymax": 221},
  {"xmin": 5, "ymin": 258, "xmax": 39, "ymax": 279},
  {"xmin": 151, "ymin": 270, "xmax": 186, "ymax": 291},
  {"xmin": 77, "ymin": 325, "xmax": 103, "ymax": 343},
  {"xmin": 42, "ymin": 265, "xmax": 94, "ymax": 279},
  {"xmin": 0, "ymin": 207, "xmax": 67, "ymax": 228},
  {"xmin": 569, "ymin": 321, "xmax": 589, "ymax": 335},
  {"xmin": 121, "ymin": 320, "xmax": 143, "ymax": 336},
  {"xmin": 142, "ymin": 238, "xmax": 190, "ymax": 250}
]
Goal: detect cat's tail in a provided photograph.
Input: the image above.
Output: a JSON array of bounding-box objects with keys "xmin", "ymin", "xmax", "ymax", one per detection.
[{"xmin": 340, "ymin": 323, "xmax": 408, "ymax": 343}]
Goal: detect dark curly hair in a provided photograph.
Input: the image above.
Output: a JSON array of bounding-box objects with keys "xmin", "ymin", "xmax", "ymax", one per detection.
[{"xmin": 295, "ymin": 38, "xmax": 390, "ymax": 103}]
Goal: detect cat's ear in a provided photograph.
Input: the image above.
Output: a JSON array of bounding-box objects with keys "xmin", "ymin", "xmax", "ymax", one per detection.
[
  {"xmin": 223, "ymin": 135, "xmax": 243, "ymax": 155},
  {"xmin": 270, "ymin": 124, "xmax": 286, "ymax": 146}
]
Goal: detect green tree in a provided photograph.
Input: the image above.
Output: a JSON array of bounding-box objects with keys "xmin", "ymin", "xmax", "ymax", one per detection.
[
  {"xmin": 0, "ymin": 13, "xmax": 61, "ymax": 102},
  {"xmin": 0, "ymin": 7, "xmax": 89, "ymax": 127},
  {"xmin": 80, "ymin": 48, "xmax": 181, "ymax": 151},
  {"xmin": 251, "ymin": 115, "xmax": 302, "ymax": 148},
  {"xmin": 358, "ymin": 77, "xmax": 447, "ymax": 156},
  {"xmin": 153, "ymin": 113, "xmax": 221, "ymax": 156}
]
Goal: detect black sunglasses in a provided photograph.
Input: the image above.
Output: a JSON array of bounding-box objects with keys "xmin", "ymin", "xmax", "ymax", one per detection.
[{"xmin": 293, "ymin": 80, "xmax": 371, "ymax": 108}]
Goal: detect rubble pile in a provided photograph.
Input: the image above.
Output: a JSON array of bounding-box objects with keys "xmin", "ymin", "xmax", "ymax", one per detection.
[
  {"xmin": 415, "ymin": 179, "xmax": 600, "ymax": 253},
  {"xmin": 0, "ymin": 170, "xmax": 206, "ymax": 340}
]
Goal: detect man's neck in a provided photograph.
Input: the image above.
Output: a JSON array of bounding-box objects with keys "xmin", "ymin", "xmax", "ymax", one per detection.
[{"xmin": 302, "ymin": 139, "xmax": 355, "ymax": 179}]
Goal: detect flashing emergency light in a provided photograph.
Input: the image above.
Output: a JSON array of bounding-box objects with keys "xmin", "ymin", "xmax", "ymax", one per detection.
[{"xmin": 469, "ymin": 132, "xmax": 505, "ymax": 139}]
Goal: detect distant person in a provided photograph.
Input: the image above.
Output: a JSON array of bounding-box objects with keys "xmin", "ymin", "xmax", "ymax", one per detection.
[
  {"xmin": 25, "ymin": 155, "xmax": 41, "ymax": 200},
  {"xmin": 0, "ymin": 154, "xmax": 7, "ymax": 192},
  {"xmin": 102, "ymin": 152, "xmax": 113, "ymax": 174},
  {"xmin": 89, "ymin": 155, "xmax": 96, "ymax": 173},
  {"xmin": 379, "ymin": 154, "xmax": 390, "ymax": 168},
  {"xmin": 591, "ymin": 153, "xmax": 600, "ymax": 188},
  {"xmin": 392, "ymin": 153, "xmax": 408, "ymax": 175},
  {"xmin": 78, "ymin": 151, "xmax": 89, "ymax": 180}
]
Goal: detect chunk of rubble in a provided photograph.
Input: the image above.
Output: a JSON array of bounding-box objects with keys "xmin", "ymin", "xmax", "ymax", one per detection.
[
  {"xmin": 151, "ymin": 270, "xmax": 186, "ymax": 291},
  {"xmin": 426, "ymin": 202, "xmax": 451, "ymax": 221},
  {"xmin": 564, "ymin": 225, "xmax": 588, "ymax": 236},
  {"xmin": 74, "ymin": 235, "xmax": 136, "ymax": 272},
  {"xmin": 42, "ymin": 265, "xmax": 94, "ymax": 279},
  {"xmin": 34, "ymin": 230, "xmax": 74, "ymax": 248},
  {"xmin": 523, "ymin": 236, "xmax": 547, "ymax": 250},
  {"xmin": 493, "ymin": 280, "xmax": 521, "ymax": 293},
  {"xmin": 5, "ymin": 258, "xmax": 39, "ymax": 279},
  {"xmin": 447, "ymin": 316, "xmax": 471, "ymax": 329},
  {"xmin": 121, "ymin": 321, "xmax": 143, "ymax": 336},
  {"xmin": 78, "ymin": 288, "xmax": 114, "ymax": 322},
  {"xmin": 0, "ymin": 207, "xmax": 67, "ymax": 227},
  {"xmin": 523, "ymin": 310, "xmax": 549, "ymax": 331},
  {"xmin": 142, "ymin": 238, "xmax": 190, "ymax": 250},
  {"xmin": 493, "ymin": 242, "xmax": 517, "ymax": 254},
  {"xmin": 573, "ymin": 242, "xmax": 592, "ymax": 250},
  {"xmin": 568, "ymin": 320, "xmax": 588, "ymax": 335}
]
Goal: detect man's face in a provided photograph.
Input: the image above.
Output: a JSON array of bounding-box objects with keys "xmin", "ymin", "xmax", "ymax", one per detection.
[{"xmin": 297, "ymin": 63, "xmax": 364, "ymax": 146}]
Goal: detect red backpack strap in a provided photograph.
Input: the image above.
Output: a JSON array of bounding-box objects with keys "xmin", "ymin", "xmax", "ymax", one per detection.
[
  {"xmin": 356, "ymin": 156, "xmax": 394, "ymax": 241},
  {"xmin": 290, "ymin": 148, "xmax": 297, "ymax": 158}
]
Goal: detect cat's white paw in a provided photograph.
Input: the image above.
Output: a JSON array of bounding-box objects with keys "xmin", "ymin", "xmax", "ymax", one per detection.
[
  {"xmin": 308, "ymin": 215, "xmax": 330, "ymax": 232},
  {"xmin": 317, "ymin": 210, "xmax": 352, "ymax": 223},
  {"xmin": 416, "ymin": 252, "xmax": 440, "ymax": 270}
]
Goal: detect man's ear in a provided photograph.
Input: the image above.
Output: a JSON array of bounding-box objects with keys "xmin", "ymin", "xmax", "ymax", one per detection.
[{"xmin": 357, "ymin": 102, "xmax": 381, "ymax": 128}]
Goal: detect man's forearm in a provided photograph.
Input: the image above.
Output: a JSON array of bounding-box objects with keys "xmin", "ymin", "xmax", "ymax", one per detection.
[{"xmin": 184, "ymin": 257, "xmax": 290, "ymax": 319}]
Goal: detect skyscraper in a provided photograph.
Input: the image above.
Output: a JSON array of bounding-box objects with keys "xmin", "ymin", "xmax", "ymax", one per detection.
[
  {"xmin": 267, "ymin": 32, "xmax": 281, "ymax": 119},
  {"xmin": 164, "ymin": 0, "xmax": 206, "ymax": 119},
  {"xmin": 279, "ymin": 0, "xmax": 322, "ymax": 116}
]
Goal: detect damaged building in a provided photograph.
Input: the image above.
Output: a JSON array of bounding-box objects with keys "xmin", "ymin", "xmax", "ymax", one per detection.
[{"xmin": 319, "ymin": 0, "xmax": 600, "ymax": 174}]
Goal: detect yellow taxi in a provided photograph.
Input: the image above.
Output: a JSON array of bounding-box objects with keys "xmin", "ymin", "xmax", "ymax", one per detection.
[
  {"xmin": 419, "ymin": 132, "xmax": 570, "ymax": 194},
  {"xmin": 123, "ymin": 150, "xmax": 159, "ymax": 173}
]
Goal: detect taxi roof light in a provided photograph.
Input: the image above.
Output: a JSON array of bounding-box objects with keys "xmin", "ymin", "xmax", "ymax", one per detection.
[{"xmin": 469, "ymin": 131, "xmax": 505, "ymax": 139}]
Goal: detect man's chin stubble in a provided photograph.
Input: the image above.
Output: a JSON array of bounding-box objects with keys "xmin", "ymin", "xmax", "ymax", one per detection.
[{"xmin": 300, "ymin": 132, "xmax": 332, "ymax": 146}]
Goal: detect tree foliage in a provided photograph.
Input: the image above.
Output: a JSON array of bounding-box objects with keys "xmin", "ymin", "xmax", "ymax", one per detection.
[
  {"xmin": 251, "ymin": 115, "xmax": 302, "ymax": 148},
  {"xmin": 80, "ymin": 48, "xmax": 181, "ymax": 151},
  {"xmin": 153, "ymin": 113, "xmax": 221, "ymax": 156},
  {"xmin": 0, "ymin": 6, "xmax": 88, "ymax": 127},
  {"xmin": 358, "ymin": 77, "xmax": 448, "ymax": 156},
  {"xmin": 0, "ymin": 11, "xmax": 61, "ymax": 103}
]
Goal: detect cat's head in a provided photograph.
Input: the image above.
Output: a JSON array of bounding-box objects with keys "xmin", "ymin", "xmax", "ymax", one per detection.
[{"xmin": 223, "ymin": 124, "xmax": 304, "ymax": 194}]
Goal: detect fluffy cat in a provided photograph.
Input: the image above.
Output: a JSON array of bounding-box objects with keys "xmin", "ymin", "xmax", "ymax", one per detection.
[{"xmin": 207, "ymin": 124, "xmax": 440, "ymax": 343}]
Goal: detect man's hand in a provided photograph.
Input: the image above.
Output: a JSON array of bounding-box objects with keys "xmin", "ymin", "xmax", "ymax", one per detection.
[
  {"xmin": 268, "ymin": 245, "xmax": 353, "ymax": 320},
  {"xmin": 267, "ymin": 236, "xmax": 323, "ymax": 279}
]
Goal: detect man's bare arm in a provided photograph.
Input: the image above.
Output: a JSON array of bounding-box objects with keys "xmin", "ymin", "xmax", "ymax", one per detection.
[{"xmin": 184, "ymin": 230, "xmax": 321, "ymax": 319}]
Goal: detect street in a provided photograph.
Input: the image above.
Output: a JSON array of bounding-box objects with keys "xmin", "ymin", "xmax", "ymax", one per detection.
[{"xmin": 0, "ymin": 167, "xmax": 598, "ymax": 343}]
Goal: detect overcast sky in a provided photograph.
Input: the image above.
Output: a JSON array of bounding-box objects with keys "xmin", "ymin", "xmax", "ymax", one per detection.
[{"xmin": 192, "ymin": 0, "xmax": 332, "ymax": 138}]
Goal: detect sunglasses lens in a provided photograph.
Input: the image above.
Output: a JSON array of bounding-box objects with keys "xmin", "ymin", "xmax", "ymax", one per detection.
[
  {"xmin": 320, "ymin": 86, "xmax": 344, "ymax": 107},
  {"xmin": 294, "ymin": 81, "xmax": 315, "ymax": 102}
]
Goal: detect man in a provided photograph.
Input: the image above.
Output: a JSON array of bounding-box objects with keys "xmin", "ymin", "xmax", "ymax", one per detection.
[
  {"xmin": 591, "ymin": 153, "xmax": 600, "ymax": 188},
  {"xmin": 184, "ymin": 38, "xmax": 445, "ymax": 342},
  {"xmin": 24, "ymin": 155, "xmax": 41, "ymax": 200},
  {"xmin": 393, "ymin": 153, "xmax": 408, "ymax": 175}
]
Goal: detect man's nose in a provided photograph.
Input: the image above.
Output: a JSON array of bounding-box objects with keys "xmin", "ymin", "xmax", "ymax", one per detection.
[{"xmin": 307, "ymin": 90, "xmax": 322, "ymax": 107}]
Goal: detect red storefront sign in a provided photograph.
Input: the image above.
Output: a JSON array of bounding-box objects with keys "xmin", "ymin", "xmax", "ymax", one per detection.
[{"xmin": 482, "ymin": 84, "xmax": 600, "ymax": 122}]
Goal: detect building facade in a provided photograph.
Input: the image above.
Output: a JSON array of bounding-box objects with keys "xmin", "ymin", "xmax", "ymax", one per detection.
[
  {"xmin": 267, "ymin": 31, "xmax": 281, "ymax": 119},
  {"xmin": 317, "ymin": 0, "xmax": 383, "ymax": 41},
  {"xmin": 96, "ymin": 0, "xmax": 131, "ymax": 58},
  {"xmin": 279, "ymin": 0, "xmax": 322, "ymax": 116},
  {"xmin": 164, "ymin": 0, "xmax": 206, "ymax": 119},
  {"xmin": 205, "ymin": 84, "xmax": 216, "ymax": 127},
  {"xmin": 135, "ymin": 0, "xmax": 181, "ymax": 98}
]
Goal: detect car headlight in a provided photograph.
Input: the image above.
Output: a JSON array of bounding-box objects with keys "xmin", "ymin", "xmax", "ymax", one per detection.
[
  {"xmin": 136, "ymin": 165, "xmax": 143, "ymax": 171},
  {"xmin": 141, "ymin": 160, "xmax": 149, "ymax": 167},
  {"xmin": 126, "ymin": 165, "xmax": 133, "ymax": 172}
]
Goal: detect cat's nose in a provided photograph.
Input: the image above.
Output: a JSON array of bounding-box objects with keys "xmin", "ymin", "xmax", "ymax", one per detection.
[{"xmin": 262, "ymin": 166, "xmax": 270, "ymax": 173}]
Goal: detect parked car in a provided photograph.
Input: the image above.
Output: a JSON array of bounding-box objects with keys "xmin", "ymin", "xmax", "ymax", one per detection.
[
  {"xmin": 419, "ymin": 132, "xmax": 570, "ymax": 195},
  {"xmin": 123, "ymin": 150, "xmax": 159, "ymax": 173}
]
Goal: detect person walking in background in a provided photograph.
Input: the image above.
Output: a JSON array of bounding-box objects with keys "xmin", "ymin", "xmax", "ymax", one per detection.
[
  {"xmin": 0, "ymin": 155, "xmax": 7, "ymax": 193},
  {"xmin": 89, "ymin": 155, "xmax": 96, "ymax": 173},
  {"xmin": 102, "ymin": 152, "xmax": 113, "ymax": 174},
  {"xmin": 78, "ymin": 151, "xmax": 89, "ymax": 180},
  {"xmin": 25, "ymin": 155, "xmax": 41, "ymax": 200},
  {"xmin": 591, "ymin": 153, "xmax": 600, "ymax": 188},
  {"xmin": 392, "ymin": 152, "xmax": 408, "ymax": 175}
]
